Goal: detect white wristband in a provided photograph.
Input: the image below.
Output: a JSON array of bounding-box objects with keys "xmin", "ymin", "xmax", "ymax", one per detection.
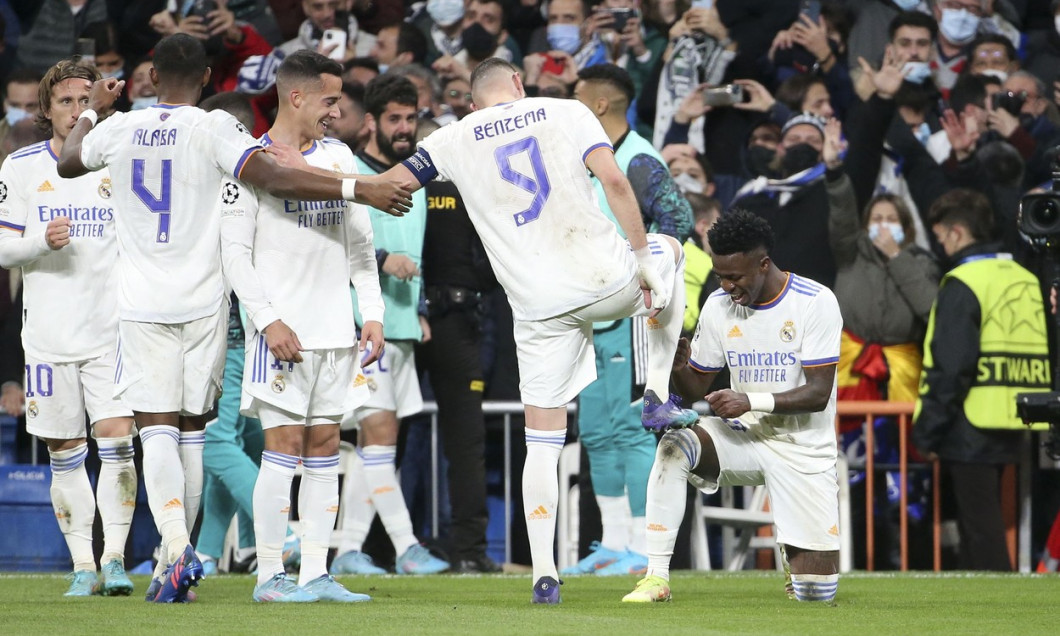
[
  {"xmin": 78, "ymin": 109, "xmax": 98, "ymax": 127},
  {"xmin": 746, "ymin": 392, "xmax": 775, "ymax": 413},
  {"xmin": 341, "ymin": 178, "xmax": 358, "ymax": 201}
]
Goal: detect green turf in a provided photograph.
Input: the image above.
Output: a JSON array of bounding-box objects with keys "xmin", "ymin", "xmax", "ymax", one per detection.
[{"xmin": 1, "ymin": 571, "xmax": 1057, "ymax": 635}]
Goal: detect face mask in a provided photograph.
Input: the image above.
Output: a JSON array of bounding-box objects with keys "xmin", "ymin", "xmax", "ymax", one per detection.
[
  {"xmin": 462, "ymin": 22, "xmax": 497, "ymax": 60},
  {"xmin": 869, "ymin": 221, "xmax": 905, "ymax": 245},
  {"xmin": 377, "ymin": 63, "xmax": 389, "ymax": 74},
  {"xmin": 781, "ymin": 143, "xmax": 820, "ymax": 176},
  {"xmin": 893, "ymin": 0, "xmax": 920, "ymax": 9},
  {"xmin": 914, "ymin": 121, "xmax": 931, "ymax": 145},
  {"xmin": 101, "ymin": 68, "xmax": 124, "ymax": 81},
  {"xmin": 427, "ymin": 0, "xmax": 465, "ymax": 27},
  {"xmin": 979, "ymin": 68, "xmax": 1007, "ymax": 82},
  {"xmin": 672, "ymin": 172, "xmax": 705, "ymax": 194},
  {"xmin": 746, "ymin": 145, "xmax": 777, "ymax": 177},
  {"xmin": 939, "ymin": 8, "xmax": 980, "ymax": 45},
  {"xmin": 4, "ymin": 107, "xmax": 28, "ymax": 127},
  {"xmin": 1055, "ymin": 15, "xmax": 1060, "ymax": 36},
  {"xmin": 131, "ymin": 96, "xmax": 157, "ymax": 111},
  {"xmin": 547, "ymin": 24, "xmax": 582, "ymax": 55},
  {"xmin": 902, "ymin": 61, "xmax": 932, "ymax": 85}
]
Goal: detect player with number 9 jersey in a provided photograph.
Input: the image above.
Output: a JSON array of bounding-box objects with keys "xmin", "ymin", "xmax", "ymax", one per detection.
[{"xmin": 414, "ymin": 96, "xmax": 636, "ymax": 321}]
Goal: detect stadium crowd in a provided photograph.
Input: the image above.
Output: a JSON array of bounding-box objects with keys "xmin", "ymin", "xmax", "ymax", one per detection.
[{"xmin": 1, "ymin": 0, "xmax": 1060, "ymax": 602}]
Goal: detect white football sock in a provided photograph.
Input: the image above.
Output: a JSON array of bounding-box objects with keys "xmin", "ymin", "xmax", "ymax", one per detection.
[
  {"xmin": 254, "ymin": 450, "xmax": 298, "ymax": 585},
  {"xmin": 644, "ymin": 243, "xmax": 687, "ymax": 398},
  {"xmin": 791, "ymin": 573, "xmax": 839, "ymax": 602},
  {"xmin": 361, "ymin": 445, "xmax": 417, "ymax": 556},
  {"xmin": 96, "ymin": 435, "xmax": 136, "ymax": 564},
  {"xmin": 178, "ymin": 430, "xmax": 205, "ymax": 533},
  {"xmin": 523, "ymin": 427, "xmax": 565, "ymax": 582},
  {"xmin": 298, "ymin": 455, "xmax": 340, "ymax": 585},
  {"xmin": 337, "ymin": 448, "xmax": 374, "ymax": 554},
  {"xmin": 645, "ymin": 428, "xmax": 700, "ymax": 581},
  {"xmin": 140, "ymin": 425, "xmax": 189, "ymax": 564},
  {"xmin": 630, "ymin": 515, "xmax": 647, "ymax": 555},
  {"xmin": 597, "ymin": 494, "xmax": 631, "ymax": 552},
  {"xmin": 49, "ymin": 443, "xmax": 96, "ymax": 572}
]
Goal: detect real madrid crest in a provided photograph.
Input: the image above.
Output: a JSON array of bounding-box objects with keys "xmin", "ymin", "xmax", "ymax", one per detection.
[
  {"xmin": 98, "ymin": 177, "xmax": 112, "ymax": 199},
  {"xmin": 366, "ymin": 377, "xmax": 378, "ymax": 392},
  {"xmin": 780, "ymin": 320, "xmax": 796, "ymax": 342},
  {"xmin": 27, "ymin": 400, "xmax": 38, "ymax": 418},
  {"xmin": 271, "ymin": 374, "xmax": 286, "ymax": 393}
]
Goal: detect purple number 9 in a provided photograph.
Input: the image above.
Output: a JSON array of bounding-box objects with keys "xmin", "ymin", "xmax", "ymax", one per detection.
[
  {"xmin": 132, "ymin": 159, "xmax": 173, "ymax": 243},
  {"xmin": 494, "ymin": 137, "xmax": 550, "ymax": 227}
]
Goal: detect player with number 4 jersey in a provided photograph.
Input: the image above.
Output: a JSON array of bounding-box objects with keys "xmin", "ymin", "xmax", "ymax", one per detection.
[{"xmin": 371, "ymin": 58, "xmax": 698, "ymax": 604}]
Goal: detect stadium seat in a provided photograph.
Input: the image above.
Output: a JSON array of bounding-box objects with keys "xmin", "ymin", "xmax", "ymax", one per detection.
[{"xmin": 691, "ymin": 484, "xmax": 781, "ymax": 571}]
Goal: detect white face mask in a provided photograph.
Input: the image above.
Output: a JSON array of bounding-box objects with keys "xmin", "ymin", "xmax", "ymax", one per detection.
[
  {"xmin": 939, "ymin": 8, "xmax": 981, "ymax": 45},
  {"xmin": 672, "ymin": 172, "xmax": 705, "ymax": 194},
  {"xmin": 427, "ymin": 0, "xmax": 464, "ymax": 27},
  {"xmin": 130, "ymin": 96, "xmax": 157, "ymax": 111},
  {"xmin": 902, "ymin": 61, "xmax": 933, "ymax": 84},
  {"xmin": 914, "ymin": 122, "xmax": 931, "ymax": 146},
  {"xmin": 979, "ymin": 68, "xmax": 1008, "ymax": 82},
  {"xmin": 869, "ymin": 221, "xmax": 905, "ymax": 245}
]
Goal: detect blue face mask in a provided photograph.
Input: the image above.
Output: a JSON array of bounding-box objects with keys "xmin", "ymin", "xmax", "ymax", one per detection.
[
  {"xmin": 130, "ymin": 96, "xmax": 157, "ymax": 111},
  {"xmin": 427, "ymin": 0, "xmax": 464, "ymax": 27},
  {"xmin": 914, "ymin": 122, "xmax": 931, "ymax": 146},
  {"xmin": 547, "ymin": 24, "xmax": 582, "ymax": 55},
  {"xmin": 102, "ymin": 68, "xmax": 124, "ymax": 81},
  {"xmin": 902, "ymin": 61, "xmax": 932, "ymax": 85},
  {"xmin": 869, "ymin": 221, "xmax": 905, "ymax": 246},
  {"xmin": 939, "ymin": 8, "xmax": 980, "ymax": 45},
  {"xmin": 892, "ymin": 0, "xmax": 920, "ymax": 10},
  {"xmin": 4, "ymin": 107, "xmax": 28, "ymax": 127}
]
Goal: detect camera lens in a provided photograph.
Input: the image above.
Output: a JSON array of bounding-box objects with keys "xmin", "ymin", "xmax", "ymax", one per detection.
[{"xmin": 1035, "ymin": 199, "xmax": 1060, "ymax": 226}]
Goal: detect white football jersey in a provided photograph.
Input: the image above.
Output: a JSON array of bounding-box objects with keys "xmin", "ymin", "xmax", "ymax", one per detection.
[
  {"xmin": 690, "ymin": 273, "xmax": 842, "ymax": 470},
  {"xmin": 80, "ymin": 104, "xmax": 263, "ymax": 324},
  {"xmin": 219, "ymin": 136, "xmax": 382, "ymax": 350},
  {"xmin": 0, "ymin": 141, "xmax": 118, "ymax": 362},
  {"xmin": 415, "ymin": 97, "xmax": 636, "ymax": 321}
]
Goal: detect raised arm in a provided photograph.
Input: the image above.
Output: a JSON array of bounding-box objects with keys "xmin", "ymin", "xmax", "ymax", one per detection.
[{"xmin": 57, "ymin": 78, "xmax": 125, "ymax": 178}]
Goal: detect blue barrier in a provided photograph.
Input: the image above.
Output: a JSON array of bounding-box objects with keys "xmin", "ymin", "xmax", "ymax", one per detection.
[
  {"xmin": 0, "ymin": 416, "xmax": 16, "ymax": 465},
  {"xmin": 0, "ymin": 464, "xmax": 68, "ymax": 571}
]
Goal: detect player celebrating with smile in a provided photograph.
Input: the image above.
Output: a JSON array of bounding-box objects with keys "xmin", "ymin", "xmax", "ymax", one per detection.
[{"xmin": 623, "ymin": 210, "xmax": 843, "ymax": 604}]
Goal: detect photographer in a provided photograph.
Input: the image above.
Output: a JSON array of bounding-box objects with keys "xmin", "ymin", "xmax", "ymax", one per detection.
[{"xmin": 912, "ymin": 189, "xmax": 1050, "ymax": 571}]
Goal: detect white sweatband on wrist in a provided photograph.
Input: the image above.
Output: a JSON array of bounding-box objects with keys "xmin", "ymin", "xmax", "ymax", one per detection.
[
  {"xmin": 341, "ymin": 178, "xmax": 358, "ymax": 201},
  {"xmin": 746, "ymin": 392, "xmax": 775, "ymax": 413},
  {"xmin": 78, "ymin": 109, "xmax": 98, "ymax": 127}
]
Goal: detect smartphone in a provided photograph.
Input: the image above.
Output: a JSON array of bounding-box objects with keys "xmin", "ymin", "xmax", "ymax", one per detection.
[
  {"xmin": 607, "ymin": 8, "xmax": 639, "ymax": 32},
  {"xmin": 182, "ymin": 0, "xmax": 218, "ymax": 18},
  {"xmin": 801, "ymin": 0, "xmax": 822, "ymax": 23},
  {"xmin": 321, "ymin": 28, "xmax": 347, "ymax": 61},
  {"xmin": 702, "ymin": 84, "xmax": 746, "ymax": 107},
  {"xmin": 542, "ymin": 55, "xmax": 566, "ymax": 76}
]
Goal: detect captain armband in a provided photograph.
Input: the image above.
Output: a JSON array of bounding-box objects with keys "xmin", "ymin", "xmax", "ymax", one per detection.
[{"xmin": 400, "ymin": 149, "xmax": 439, "ymax": 186}]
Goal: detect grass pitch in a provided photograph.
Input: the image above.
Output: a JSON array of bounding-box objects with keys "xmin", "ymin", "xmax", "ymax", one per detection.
[{"xmin": 1, "ymin": 571, "xmax": 1057, "ymax": 635}]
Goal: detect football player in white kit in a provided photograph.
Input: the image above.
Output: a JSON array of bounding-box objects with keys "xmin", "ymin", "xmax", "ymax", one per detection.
[
  {"xmin": 0, "ymin": 59, "xmax": 137, "ymax": 598},
  {"xmin": 623, "ymin": 210, "xmax": 843, "ymax": 604},
  {"xmin": 220, "ymin": 49, "xmax": 382, "ymax": 604},
  {"xmin": 366, "ymin": 58, "xmax": 699, "ymax": 604},
  {"xmin": 54, "ymin": 34, "xmax": 412, "ymax": 603}
]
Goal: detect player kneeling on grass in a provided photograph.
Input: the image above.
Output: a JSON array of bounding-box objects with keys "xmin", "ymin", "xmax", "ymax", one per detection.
[
  {"xmin": 0, "ymin": 58, "xmax": 137, "ymax": 598},
  {"xmin": 220, "ymin": 50, "xmax": 385, "ymax": 603},
  {"xmin": 624, "ymin": 210, "xmax": 842, "ymax": 604}
]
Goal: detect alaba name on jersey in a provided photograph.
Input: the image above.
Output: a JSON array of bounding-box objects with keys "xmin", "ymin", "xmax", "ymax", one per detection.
[
  {"xmin": 219, "ymin": 135, "xmax": 382, "ymax": 350},
  {"xmin": 414, "ymin": 97, "xmax": 636, "ymax": 321},
  {"xmin": 0, "ymin": 141, "xmax": 118, "ymax": 362},
  {"xmin": 690, "ymin": 273, "xmax": 843, "ymax": 465},
  {"xmin": 80, "ymin": 104, "xmax": 263, "ymax": 324}
]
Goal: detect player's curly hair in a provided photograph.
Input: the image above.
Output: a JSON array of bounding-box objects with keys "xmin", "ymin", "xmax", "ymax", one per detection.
[{"xmin": 707, "ymin": 209, "xmax": 775, "ymax": 257}]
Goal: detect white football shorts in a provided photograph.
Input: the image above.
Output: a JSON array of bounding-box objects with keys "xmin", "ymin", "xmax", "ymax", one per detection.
[
  {"xmin": 691, "ymin": 417, "xmax": 841, "ymax": 552},
  {"xmin": 242, "ymin": 333, "xmax": 370, "ymax": 428},
  {"xmin": 353, "ymin": 340, "xmax": 423, "ymax": 422},
  {"xmin": 514, "ymin": 233, "xmax": 679, "ymax": 408},
  {"xmin": 23, "ymin": 349, "xmax": 133, "ymax": 440},
  {"xmin": 115, "ymin": 305, "xmax": 227, "ymax": 416}
]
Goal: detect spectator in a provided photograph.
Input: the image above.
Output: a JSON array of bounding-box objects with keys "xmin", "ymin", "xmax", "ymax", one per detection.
[
  {"xmin": 931, "ymin": 0, "xmax": 983, "ymax": 91},
  {"xmin": 854, "ymin": 11, "xmax": 939, "ymax": 103},
  {"xmin": 343, "ymin": 56, "xmax": 380, "ymax": 85},
  {"xmin": 80, "ymin": 21, "xmax": 130, "ymax": 112},
  {"xmin": 594, "ymin": 0, "xmax": 668, "ymax": 100},
  {"xmin": 371, "ymin": 22, "xmax": 429, "ymax": 72},
  {"xmin": 440, "ymin": 76, "xmax": 472, "ymax": 122},
  {"xmin": 1024, "ymin": 0, "xmax": 1060, "ymax": 89},
  {"xmin": 527, "ymin": 0, "xmax": 608, "ymax": 69},
  {"xmin": 1000, "ymin": 71, "xmax": 1060, "ymax": 187},
  {"xmin": 125, "ymin": 57, "xmax": 157, "ymax": 111},
  {"xmin": 775, "ymin": 74, "xmax": 835, "ymax": 120},
  {"xmin": 966, "ymin": 32, "xmax": 1018, "ymax": 80},
  {"xmin": 410, "ymin": 0, "xmax": 466, "ymax": 62},
  {"xmin": 327, "ymin": 81, "xmax": 367, "ymax": 150},
  {"xmin": 913, "ymin": 189, "xmax": 1051, "ymax": 571},
  {"xmin": 0, "ymin": 69, "xmax": 42, "ymax": 166},
  {"xmin": 16, "ymin": 0, "xmax": 108, "ymax": 74},
  {"xmin": 274, "ymin": 0, "xmax": 376, "ymax": 60},
  {"xmin": 681, "ymin": 192, "xmax": 722, "ymax": 334}
]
